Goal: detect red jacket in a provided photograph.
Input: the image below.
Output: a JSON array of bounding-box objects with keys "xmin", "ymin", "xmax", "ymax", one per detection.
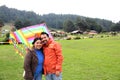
[{"xmin": 43, "ymin": 39, "xmax": 63, "ymax": 75}]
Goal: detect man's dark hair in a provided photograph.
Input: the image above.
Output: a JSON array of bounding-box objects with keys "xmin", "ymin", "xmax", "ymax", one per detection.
[{"xmin": 41, "ymin": 32, "xmax": 49, "ymax": 37}]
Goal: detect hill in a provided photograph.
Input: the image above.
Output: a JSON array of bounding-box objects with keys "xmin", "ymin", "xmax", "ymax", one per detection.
[{"xmin": 0, "ymin": 5, "xmax": 114, "ymax": 32}]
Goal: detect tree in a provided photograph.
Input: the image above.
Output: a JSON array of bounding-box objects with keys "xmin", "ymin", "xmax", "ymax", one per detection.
[
  {"xmin": 23, "ymin": 20, "xmax": 32, "ymax": 27},
  {"xmin": 14, "ymin": 20, "xmax": 23, "ymax": 29},
  {"xmin": 0, "ymin": 19, "xmax": 4, "ymax": 35},
  {"xmin": 63, "ymin": 20, "xmax": 75, "ymax": 32},
  {"xmin": 14, "ymin": 19, "xmax": 32, "ymax": 29},
  {"xmin": 86, "ymin": 18, "xmax": 102, "ymax": 33},
  {"xmin": 75, "ymin": 17, "xmax": 88, "ymax": 31},
  {"xmin": 0, "ymin": 19, "xmax": 4, "ymax": 27},
  {"xmin": 111, "ymin": 21, "xmax": 120, "ymax": 31}
]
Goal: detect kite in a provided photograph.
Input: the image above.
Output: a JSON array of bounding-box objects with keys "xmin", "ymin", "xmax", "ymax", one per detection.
[{"xmin": 9, "ymin": 23, "xmax": 53, "ymax": 58}]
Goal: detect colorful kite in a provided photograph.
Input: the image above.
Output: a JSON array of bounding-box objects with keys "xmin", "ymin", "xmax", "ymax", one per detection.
[{"xmin": 10, "ymin": 23, "xmax": 53, "ymax": 58}]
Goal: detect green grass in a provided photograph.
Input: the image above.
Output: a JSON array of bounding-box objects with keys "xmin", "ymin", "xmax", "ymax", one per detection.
[
  {"xmin": 0, "ymin": 45, "xmax": 24, "ymax": 80},
  {"xmin": 0, "ymin": 36, "xmax": 120, "ymax": 80}
]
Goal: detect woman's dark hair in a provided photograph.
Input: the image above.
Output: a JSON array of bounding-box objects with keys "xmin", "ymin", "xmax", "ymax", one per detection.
[
  {"xmin": 32, "ymin": 37, "xmax": 41, "ymax": 44},
  {"xmin": 41, "ymin": 32, "xmax": 49, "ymax": 37}
]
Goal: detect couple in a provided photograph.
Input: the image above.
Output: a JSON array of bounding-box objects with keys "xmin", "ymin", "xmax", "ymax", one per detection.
[{"xmin": 23, "ymin": 32, "xmax": 64, "ymax": 80}]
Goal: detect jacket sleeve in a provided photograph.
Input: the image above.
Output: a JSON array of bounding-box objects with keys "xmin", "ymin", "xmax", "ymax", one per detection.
[
  {"xmin": 23, "ymin": 51, "xmax": 33, "ymax": 80},
  {"xmin": 54, "ymin": 42, "xmax": 64, "ymax": 71}
]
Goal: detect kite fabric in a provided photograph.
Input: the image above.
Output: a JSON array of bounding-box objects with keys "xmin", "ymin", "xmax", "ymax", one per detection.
[
  {"xmin": 10, "ymin": 23, "xmax": 53, "ymax": 47},
  {"xmin": 9, "ymin": 23, "xmax": 53, "ymax": 58}
]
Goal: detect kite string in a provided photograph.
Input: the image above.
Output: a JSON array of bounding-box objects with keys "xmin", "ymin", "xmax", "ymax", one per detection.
[{"xmin": 10, "ymin": 38, "xmax": 28, "ymax": 59}]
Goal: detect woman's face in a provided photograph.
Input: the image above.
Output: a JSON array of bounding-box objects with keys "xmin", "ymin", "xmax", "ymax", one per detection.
[{"xmin": 34, "ymin": 40, "xmax": 42, "ymax": 49}]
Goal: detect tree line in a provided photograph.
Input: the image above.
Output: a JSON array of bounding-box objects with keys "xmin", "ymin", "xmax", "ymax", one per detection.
[{"xmin": 0, "ymin": 5, "xmax": 120, "ymax": 32}]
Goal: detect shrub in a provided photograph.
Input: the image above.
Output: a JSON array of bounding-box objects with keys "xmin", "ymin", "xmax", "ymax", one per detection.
[{"xmin": 73, "ymin": 36, "xmax": 81, "ymax": 40}]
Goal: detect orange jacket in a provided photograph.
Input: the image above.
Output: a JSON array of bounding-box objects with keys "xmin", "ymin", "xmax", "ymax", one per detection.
[{"xmin": 43, "ymin": 39, "xmax": 63, "ymax": 75}]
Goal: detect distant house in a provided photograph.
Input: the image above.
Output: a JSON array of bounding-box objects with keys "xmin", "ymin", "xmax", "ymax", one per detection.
[
  {"xmin": 50, "ymin": 30, "xmax": 67, "ymax": 37},
  {"xmin": 70, "ymin": 30, "xmax": 83, "ymax": 34},
  {"xmin": 1, "ymin": 29, "xmax": 9, "ymax": 34},
  {"xmin": 88, "ymin": 30, "xmax": 98, "ymax": 35},
  {"xmin": 50, "ymin": 31, "xmax": 57, "ymax": 34}
]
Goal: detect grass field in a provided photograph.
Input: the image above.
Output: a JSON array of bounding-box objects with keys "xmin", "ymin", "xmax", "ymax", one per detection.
[{"xmin": 0, "ymin": 36, "xmax": 120, "ymax": 80}]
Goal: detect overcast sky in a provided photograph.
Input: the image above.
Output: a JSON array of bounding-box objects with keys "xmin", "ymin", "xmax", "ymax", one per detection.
[{"xmin": 0, "ymin": 0, "xmax": 120, "ymax": 23}]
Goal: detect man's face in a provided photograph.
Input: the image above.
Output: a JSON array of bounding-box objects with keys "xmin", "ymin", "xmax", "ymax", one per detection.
[{"xmin": 41, "ymin": 34, "xmax": 49, "ymax": 45}]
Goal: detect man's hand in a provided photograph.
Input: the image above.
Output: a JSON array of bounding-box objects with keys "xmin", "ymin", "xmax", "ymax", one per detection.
[{"xmin": 55, "ymin": 71, "xmax": 60, "ymax": 77}]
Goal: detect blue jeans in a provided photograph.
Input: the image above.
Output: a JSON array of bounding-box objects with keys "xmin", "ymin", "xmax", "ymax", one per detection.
[
  {"xmin": 46, "ymin": 73, "xmax": 62, "ymax": 80},
  {"xmin": 34, "ymin": 72, "xmax": 42, "ymax": 80}
]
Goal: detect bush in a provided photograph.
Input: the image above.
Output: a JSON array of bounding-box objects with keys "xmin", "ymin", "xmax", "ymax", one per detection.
[
  {"xmin": 73, "ymin": 36, "xmax": 81, "ymax": 40},
  {"xmin": 1, "ymin": 33, "xmax": 10, "ymax": 42},
  {"xmin": 66, "ymin": 36, "xmax": 72, "ymax": 40}
]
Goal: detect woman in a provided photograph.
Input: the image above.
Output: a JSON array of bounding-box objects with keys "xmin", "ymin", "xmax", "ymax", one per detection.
[{"xmin": 23, "ymin": 37, "xmax": 44, "ymax": 80}]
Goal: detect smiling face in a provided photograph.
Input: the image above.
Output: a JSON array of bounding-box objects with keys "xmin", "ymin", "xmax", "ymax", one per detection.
[
  {"xmin": 41, "ymin": 34, "xmax": 49, "ymax": 45},
  {"xmin": 34, "ymin": 40, "xmax": 43, "ymax": 49}
]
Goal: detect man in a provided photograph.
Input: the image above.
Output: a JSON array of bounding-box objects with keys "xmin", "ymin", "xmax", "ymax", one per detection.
[{"xmin": 40, "ymin": 32, "xmax": 63, "ymax": 80}]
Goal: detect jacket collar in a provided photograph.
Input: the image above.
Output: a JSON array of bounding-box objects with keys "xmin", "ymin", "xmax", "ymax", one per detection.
[{"xmin": 44, "ymin": 38, "xmax": 53, "ymax": 47}]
